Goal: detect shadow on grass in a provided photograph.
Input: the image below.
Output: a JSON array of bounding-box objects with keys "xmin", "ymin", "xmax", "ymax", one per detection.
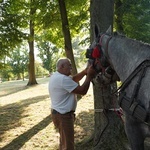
[
  {"xmin": 0, "ymin": 85, "xmax": 28, "ymax": 97},
  {"xmin": 0, "ymin": 97, "xmax": 94, "ymax": 149},
  {"xmin": 1, "ymin": 115, "xmax": 52, "ymax": 150},
  {"xmin": 75, "ymin": 110, "xmax": 94, "ymax": 150},
  {"xmin": 0, "ymin": 94, "xmax": 49, "ymax": 141},
  {"xmin": 0, "ymin": 78, "xmax": 49, "ymax": 97},
  {"xmin": 74, "ymin": 111, "xmax": 150, "ymax": 150}
]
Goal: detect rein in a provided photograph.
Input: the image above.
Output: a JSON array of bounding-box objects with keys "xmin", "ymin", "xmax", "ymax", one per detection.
[{"xmin": 118, "ymin": 60, "xmax": 150, "ymax": 125}]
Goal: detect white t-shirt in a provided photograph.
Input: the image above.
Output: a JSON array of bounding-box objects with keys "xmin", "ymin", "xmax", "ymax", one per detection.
[{"xmin": 48, "ymin": 71, "xmax": 78, "ymax": 114}]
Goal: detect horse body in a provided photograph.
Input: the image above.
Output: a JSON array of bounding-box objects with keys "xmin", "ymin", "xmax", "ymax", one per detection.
[
  {"xmin": 103, "ymin": 34, "xmax": 150, "ymax": 150},
  {"xmin": 89, "ymin": 25, "xmax": 150, "ymax": 150}
]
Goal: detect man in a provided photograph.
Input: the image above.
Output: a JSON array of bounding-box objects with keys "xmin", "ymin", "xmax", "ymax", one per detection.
[{"xmin": 48, "ymin": 58, "xmax": 96, "ymax": 150}]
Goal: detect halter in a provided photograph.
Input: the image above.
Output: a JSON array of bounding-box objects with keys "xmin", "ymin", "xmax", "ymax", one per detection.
[
  {"xmin": 99, "ymin": 34, "xmax": 113, "ymax": 63},
  {"xmin": 90, "ymin": 34, "xmax": 112, "ymax": 73},
  {"xmin": 91, "ymin": 34, "xmax": 119, "ymax": 85}
]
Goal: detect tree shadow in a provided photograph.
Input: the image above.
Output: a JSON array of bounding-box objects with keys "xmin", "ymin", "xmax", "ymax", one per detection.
[
  {"xmin": 75, "ymin": 110, "xmax": 94, "ymax": 150},
  {"xmin": 0, "ymin": 78, "xmax": 49, "ymax": 97},
  {"xmin": 0, "ymin": 85, "xmax": 28, "ymax": 97},
  {"xmin": 0, "ymin": 94, "xmax": 49, "ymax": 141},
  {"xmin": 74, "ymin": 111, "xmax": 150, "ymax": 150},
  {"xmin": 0, "ymin": 115, "xmax": 52, "ymax": 150}
]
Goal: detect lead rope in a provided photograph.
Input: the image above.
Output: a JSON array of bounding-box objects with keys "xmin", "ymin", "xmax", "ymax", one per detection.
[
  {"xmin": 93, "ymin": 85, "xmax": 124, "ymax": 148},
  {"xmin": 93, "ymin": 86, "xmax": 109, "ymax": 147}
]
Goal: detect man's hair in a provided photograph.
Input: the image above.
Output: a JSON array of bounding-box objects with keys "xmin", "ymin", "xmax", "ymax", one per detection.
[{"xmin": 56, "ymin": 58, "xmax": 70, "ymax": 70}]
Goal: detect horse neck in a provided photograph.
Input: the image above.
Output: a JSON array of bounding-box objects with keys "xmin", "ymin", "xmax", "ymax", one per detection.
[{"xmin": 102, "ymin": 35, "xmax": 150, "ymax": 82}]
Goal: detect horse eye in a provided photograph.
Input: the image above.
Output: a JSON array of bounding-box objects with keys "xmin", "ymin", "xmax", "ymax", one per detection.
[{"xmin": 86, "ymin": 48, "xmax": 93, "ymax": 59}]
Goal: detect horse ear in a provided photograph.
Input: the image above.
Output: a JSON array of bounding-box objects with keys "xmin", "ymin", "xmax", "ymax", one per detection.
[
  {"xmin": 106, "ymin": 25, "xmax": 112, "ymax": 35},
  {"xmin": 94, "ymin": 24, "xmax": 100, "ymax": 38}
]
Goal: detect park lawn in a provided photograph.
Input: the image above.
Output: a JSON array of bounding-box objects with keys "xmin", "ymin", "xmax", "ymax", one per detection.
[{"xmin": 0, "ymin": 77, "xmax": 94, "ymax": 150}]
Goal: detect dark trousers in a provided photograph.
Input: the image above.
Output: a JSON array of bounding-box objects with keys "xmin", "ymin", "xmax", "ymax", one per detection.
[{"xmin": 51, "ymin": 110, "xmax": 75, "ymax": 150}]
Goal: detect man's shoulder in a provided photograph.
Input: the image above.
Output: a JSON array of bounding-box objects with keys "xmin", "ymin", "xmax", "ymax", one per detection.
[
  {"xmin": 52, "ymin": 72, "xmax": 71, "ymax": 78},
  {"xmin": 51, "ymin": 72, "xmax": 66, "ymax": 81},
  {"xmin": 51, "ymin": 71, "xmax": 60, "ymax": 76}
]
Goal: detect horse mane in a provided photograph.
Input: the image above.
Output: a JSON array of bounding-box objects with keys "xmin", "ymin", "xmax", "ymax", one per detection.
[{"xmin": 113, "ymin": 31, "xmax": 150, "ymax": 48}]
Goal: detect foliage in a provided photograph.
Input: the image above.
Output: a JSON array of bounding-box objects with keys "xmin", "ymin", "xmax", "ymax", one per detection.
[
  {"xmin": 114, "ymin": 0, "xmax": 150, "ymax": 43},
  {"xmin": 35, "ymin": 61, "xmax": 49, "ymax": 77},
  {"xmin": 123, "ymin": 0, "xmax": 150, "ymax": 43},
  {"xmin": 0, "ymin": 0, "xmax": 90, "ymax": 71},
  {"xmin": 8, "ymin": 46, "xmax": 29, "ymax": 80},
  {"xmin": 0, "ymin": 45, "xmax": 29, "ymax": 80},
  {"xmin": 36, "ymin": 40, "xmax": 61, "ymax": 73},
  {"xmin": 0, "ymin": 64, "xmax": 14, "ymax": 81},
  {"xmin": 0, "ymin": 0, "xmax": 28, "ymax": 57}
]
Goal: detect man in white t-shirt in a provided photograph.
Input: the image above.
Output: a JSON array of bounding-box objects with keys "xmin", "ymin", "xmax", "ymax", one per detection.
[{"xmin": 48, "ymin": 58, "xmax": 96, "ymax": 150}]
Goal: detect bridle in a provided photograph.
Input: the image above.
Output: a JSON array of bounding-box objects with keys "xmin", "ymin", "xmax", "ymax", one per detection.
[
  {"xmin": 92, "ymin": 33, "xmax": 113, "ymax": 72},
  {"xmin": 99, "ymin": 34, "xmax": 113, "ymax": 63},
  {"xmin": 86, "ymin": 33, "xmax": 119, "ymax": 85}
]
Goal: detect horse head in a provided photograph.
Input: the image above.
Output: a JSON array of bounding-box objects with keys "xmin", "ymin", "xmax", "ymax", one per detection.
[{"xmin": 86, "ymin": 24, "xmax": 120, "ymax": 84}]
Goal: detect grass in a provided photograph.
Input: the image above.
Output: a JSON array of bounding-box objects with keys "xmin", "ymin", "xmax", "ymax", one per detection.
[{"xmin": 0, "ymin": 77, "xmax": 94, "ymax": 150}]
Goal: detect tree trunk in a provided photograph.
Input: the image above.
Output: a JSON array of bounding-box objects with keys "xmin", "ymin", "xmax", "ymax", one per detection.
[
  {"xmin": 90, "ymin": 0, "xmax": 128, "ymax": 149},
  {"xmin": 58, "ymin": 0, "xmax": 77, "ymax": 75},
  {"xmin": 27, "ymin": 0, "xmax": 37, "ymax": 86}
]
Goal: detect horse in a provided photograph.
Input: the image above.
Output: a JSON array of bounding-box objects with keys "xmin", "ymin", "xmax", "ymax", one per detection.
[{"xmin": 86, "ymin": 25, "xmax": 150, "ymax": 150}]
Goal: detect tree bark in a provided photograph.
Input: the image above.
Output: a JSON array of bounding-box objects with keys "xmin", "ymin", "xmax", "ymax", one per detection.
[
  {"xmin": 90, "ymin": 0, "xmax": 128, "ymax": 149},
  {"xmin": 27, "ymin": 0, "xmax": 37, "ymax": 86},
  {"xmin": 58, "ymin": 0, "xmax": 77, "ymax": 75}
]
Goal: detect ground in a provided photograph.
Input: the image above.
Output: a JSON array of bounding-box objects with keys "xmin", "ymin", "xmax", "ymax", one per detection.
[
  {"xmin": 0, "ymin": 77, "xmax": 94, "ymax": 150},
  {"xmin": 1, "ymin": 77, "xmax": 150, "ymax": 150}
]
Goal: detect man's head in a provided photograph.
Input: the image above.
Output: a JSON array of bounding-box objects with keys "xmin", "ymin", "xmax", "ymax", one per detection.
[{"xmin": 56, "ymin": 58, "xmax": 72, "ymax": 76}]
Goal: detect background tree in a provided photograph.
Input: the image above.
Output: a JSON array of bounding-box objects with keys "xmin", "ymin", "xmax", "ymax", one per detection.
[
  {"xmin": 27, "ymin": 0, "xmax": 37, "ymax": 85},
  {"xmin": 114, "ymin": 0, "xmax": 150, "ymax": 43},
  {"xmin": 90, "ymin": 0, "xmax": 127, "ymax": 149},
  {"xmin": 0, "ymin": 64, "xmax": 13, "ymax": 81},
  {"xmin": 36, "ymin": 41, "xmax": 60, "ymax": 73},
  {"xmin": 9, "ymin": 46, "xmax": 28, "ymax": 80},
  {"xmin": 34, "ymin": 61, "xmax": 49, "ymax": 78}
]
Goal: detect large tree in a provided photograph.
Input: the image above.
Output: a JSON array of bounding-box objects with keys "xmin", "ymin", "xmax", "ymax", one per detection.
[
  {"xmin": 58, "ymin": 0, "xmax": 77, "ymax": 75},
  {"xmin": 0, "ymin": 0, "xmax": 39, "ymax": 85},
  {"xmin": 90, "ymin": 0, "xmax": 127, "ymax": 149},
  {"xmin": 27, "ymin": 0, "xmax": 37, "ymax": 85}
]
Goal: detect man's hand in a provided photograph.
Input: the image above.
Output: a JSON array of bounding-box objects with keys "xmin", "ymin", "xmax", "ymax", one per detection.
[{"xmin": 87, "ymin": 65, "xmax": 97, "ymax": 80}]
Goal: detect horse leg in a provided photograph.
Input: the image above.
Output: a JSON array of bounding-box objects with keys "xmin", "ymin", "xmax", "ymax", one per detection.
[{"xmin": 125, "ymin": 114, "xmax": 145, "ymax": 150}]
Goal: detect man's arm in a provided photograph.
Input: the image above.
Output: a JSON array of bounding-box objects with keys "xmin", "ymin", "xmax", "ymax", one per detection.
[
  {"xmin": 72, "ymin": 75, "xmax": 92, "ymax": 95},
  {"xmin": 72, "ymin": 69, "xmax": 87, "ymax": 83},
  {"xmin": 72, "ymin": 65, "xmax": 96, "ymax": 95}
]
